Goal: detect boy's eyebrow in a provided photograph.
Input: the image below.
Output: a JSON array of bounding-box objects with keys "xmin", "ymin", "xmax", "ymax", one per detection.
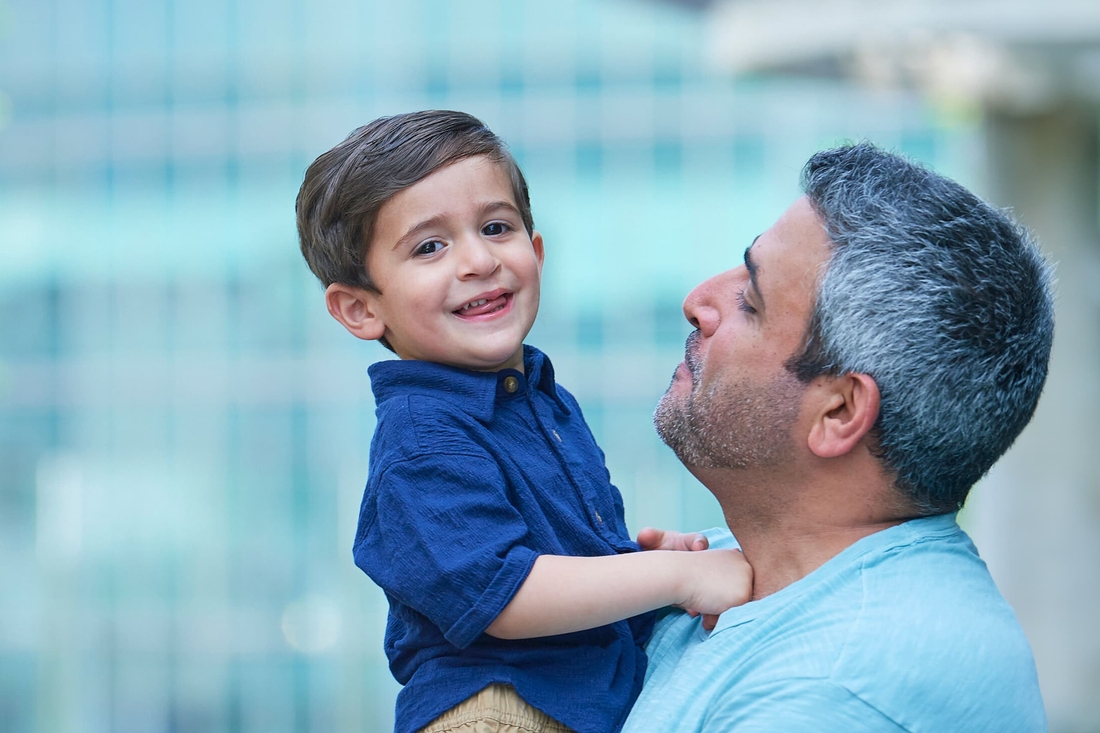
[
  {"xmin": 744, "ymin": 236, "xmax": 765, "ymax": 310},
  {"xmin": 392, "ymin": 200, "xmax": 523, "ymax": 250},
  {"xmin": 479, "ymin": 200, "xmax": 522, "ymax": 218},
  {"xmin": 394, "ymin": 215, "xmax": 447, "ymax": 250}
]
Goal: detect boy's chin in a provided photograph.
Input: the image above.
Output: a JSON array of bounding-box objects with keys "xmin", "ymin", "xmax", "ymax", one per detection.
[{"xmin": 457, "ymin": 344, "xmax": 526, "ymax": 373}]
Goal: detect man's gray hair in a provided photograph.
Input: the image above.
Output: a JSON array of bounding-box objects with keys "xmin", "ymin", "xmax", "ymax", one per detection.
[{"xmin": 788, "ymin": 143, "xmax": 1055, "ymax": 514}]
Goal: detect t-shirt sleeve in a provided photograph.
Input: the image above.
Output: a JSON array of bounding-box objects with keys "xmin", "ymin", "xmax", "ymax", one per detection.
[
  {"xmin": 702, "ymin": 679, "xmax": 909, "ymax": 733},
  {"xmin": 353, "ymin": 450, "xmax": 539, "ymax": 650}
]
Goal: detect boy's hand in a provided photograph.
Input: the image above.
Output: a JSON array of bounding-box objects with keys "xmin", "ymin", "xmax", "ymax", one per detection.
[
  {"xmin": 676, "ymin": 549, "xmax": 753, "ymax": 631},
  {"xmin": 636, "ymin": 527, "xmax": 709, "ymax": 553}
]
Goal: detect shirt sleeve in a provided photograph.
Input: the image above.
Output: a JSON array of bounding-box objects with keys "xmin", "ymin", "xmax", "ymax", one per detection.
[
  {"xmin": 702, "ymin": 679, "xmax": 909, "ymax": 733},
  {"xmin": 353, "ymin": 450, "xmax": 539, "ymax": 650}
]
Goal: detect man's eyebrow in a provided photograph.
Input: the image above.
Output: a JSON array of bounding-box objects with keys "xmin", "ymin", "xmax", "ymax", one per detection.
[{"xmin": 744, "ymin": 236, "xmax": 765, "ymax": 310}]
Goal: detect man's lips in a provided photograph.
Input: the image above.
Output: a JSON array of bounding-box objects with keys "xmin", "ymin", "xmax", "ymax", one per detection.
[{"xmin": 454, "ymin": 291, "xmax": 511, "ymax": 318}]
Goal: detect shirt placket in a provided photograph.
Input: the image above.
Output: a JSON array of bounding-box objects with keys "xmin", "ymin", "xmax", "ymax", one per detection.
[{"xmin": 526, "ymin": 388, "xmax": 613, "ymax": 540}]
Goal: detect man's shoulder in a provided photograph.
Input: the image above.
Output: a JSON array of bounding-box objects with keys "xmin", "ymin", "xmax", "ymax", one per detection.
[
  {"xmin": 636, "ymin": 520, "xmax": 1045, "ymax": 732},
  {"xmin": 834, "ymin": 522, "xmax": 1044, "ymax": 726},
  {"xmin": 774, "ymin": 518, "xmax": 1037, "ymax": 676},
  {"xmin": 852, "ymin": 518, "xmax": 1028, "ymax": 650}
]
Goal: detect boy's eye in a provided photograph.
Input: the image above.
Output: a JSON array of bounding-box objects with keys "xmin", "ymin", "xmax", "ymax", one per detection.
[
  {"xmin": 482, "ymin": 221, "xmax": 509, "ymax": 237},
  {"xmin": 414, "ymin": 240, "xmax": 446, "ymax": 256}
]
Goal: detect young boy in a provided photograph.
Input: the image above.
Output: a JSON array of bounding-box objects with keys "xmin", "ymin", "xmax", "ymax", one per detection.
[{"xmin": 296, "ymin": 110, "xmax": 752, "ymax": 733}]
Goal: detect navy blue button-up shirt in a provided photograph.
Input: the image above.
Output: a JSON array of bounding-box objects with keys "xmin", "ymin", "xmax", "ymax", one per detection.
[{"xmin": 355, "ymin": 346, "xmax": 653, "ymax": 733}]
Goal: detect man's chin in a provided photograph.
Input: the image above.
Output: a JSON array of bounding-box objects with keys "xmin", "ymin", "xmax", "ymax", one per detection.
[{"xmin": 653, "ymin": 391, "xmax": 698, "ymax": 461}]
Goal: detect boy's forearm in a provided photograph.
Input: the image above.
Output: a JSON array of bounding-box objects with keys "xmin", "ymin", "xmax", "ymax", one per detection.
[{"xmin": 484, "ymin": 552, "xmax": 689, "ymax": 640}]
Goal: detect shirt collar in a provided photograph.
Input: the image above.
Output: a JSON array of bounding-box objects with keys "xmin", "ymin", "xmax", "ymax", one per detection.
[
  {"xmin": 367, "ymin": 345, "xmax": 571, "ymax": 421},
  {"xmin": 705, "ymin": 512, "xmax": 962, "ymax": 637}
]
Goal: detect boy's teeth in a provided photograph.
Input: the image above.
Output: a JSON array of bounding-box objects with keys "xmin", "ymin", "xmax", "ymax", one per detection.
[{"xmin": 463, "ymin": 299, "xmax": 488, "ymax": 310}]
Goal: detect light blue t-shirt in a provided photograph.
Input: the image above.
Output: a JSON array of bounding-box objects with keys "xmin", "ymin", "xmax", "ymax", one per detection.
[{"xmin": 622, "ymin": 514, "xmax": 1045, "ymax": 733}]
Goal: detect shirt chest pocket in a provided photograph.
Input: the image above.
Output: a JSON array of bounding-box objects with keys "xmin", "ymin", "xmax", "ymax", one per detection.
[{"xmin": 497, "ymin": 447, "xmax": 614, "ymax": 552}]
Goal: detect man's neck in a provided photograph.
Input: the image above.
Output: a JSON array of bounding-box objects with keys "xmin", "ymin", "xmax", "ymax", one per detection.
[
  {"xmin": 693, "ymin": 462, "xmax": 919, "ymax": 600},
  {"xmin": 731, "ymin": 516, "xmax": 907, "ymax": 599}
]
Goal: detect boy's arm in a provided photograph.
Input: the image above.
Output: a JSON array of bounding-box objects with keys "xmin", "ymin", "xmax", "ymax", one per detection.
[{"xmin": 484, "ymin": 548, "xmax": 752, "ymax": 640}]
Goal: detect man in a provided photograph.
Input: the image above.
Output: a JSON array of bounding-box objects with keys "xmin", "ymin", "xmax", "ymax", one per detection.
[{"xmin": 624, "ymin": 143, "xmax": 1052, "ymax": 732}]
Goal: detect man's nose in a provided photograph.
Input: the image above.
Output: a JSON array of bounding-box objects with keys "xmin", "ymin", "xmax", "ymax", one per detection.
[
  {"xmin": 682, "ymin": 270, "xmax": 729, "ymax": 337},
  {"xmin": 457, "ymin": 237, "xmax": 501, "ymax": 279}
]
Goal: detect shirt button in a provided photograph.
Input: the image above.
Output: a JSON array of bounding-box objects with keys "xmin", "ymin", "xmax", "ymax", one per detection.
[
  {"xmin": 552, "ymin": 430, "xmax": 562, "ymax": 442},
  {"xmin": 503, "ymin": 376, "xmax": 519, "ymax": 393}
]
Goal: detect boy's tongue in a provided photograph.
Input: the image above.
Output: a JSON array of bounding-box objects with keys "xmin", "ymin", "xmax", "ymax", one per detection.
[{"xmin": 458, "ymin": 294, "xmax": 508, "ymax": 317}]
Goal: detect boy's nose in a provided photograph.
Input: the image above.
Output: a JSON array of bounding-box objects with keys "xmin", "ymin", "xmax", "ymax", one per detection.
[{"xmin": 457, "ymin": 238, "xmax": 501, "ymax": 279}]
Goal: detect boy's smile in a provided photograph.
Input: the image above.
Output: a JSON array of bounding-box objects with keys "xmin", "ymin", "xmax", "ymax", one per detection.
[{"xmin": 359, "ymin": 155, "xmax": 544, "ymax": 373}]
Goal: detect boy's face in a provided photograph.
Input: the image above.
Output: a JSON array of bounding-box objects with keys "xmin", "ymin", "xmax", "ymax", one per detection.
[{"xmin": 363, "ymin": 155, "xmax": 544, "ymax": 372}]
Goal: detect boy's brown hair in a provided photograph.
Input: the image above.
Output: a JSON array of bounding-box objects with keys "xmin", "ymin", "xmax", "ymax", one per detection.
[{"xmin": 296, "ymin": 110, "xmax": 534, "ymax": 294}]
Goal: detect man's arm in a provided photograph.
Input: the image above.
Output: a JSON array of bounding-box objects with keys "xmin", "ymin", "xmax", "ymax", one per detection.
[{"xmin": 485, "ymin": 548, "xmax": 751, "ymax": 639}]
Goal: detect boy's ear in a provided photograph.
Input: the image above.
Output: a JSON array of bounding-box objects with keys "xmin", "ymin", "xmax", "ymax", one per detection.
[
  {"xmin": 806, "ymin": 372, "xmax": 880, "ymax": 459},
  {"xmin": 531, "ymin": 230, "xmax": 545, "ymax": 271},
  {"xmin": 325, "ymin": 283, "xmax": 387, "ymax": 342}
]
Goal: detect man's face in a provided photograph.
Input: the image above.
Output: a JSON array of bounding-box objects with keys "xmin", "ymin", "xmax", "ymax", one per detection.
[{"xmin": 654, "ymin": 196, "xmax": 833, "ymax": 470}]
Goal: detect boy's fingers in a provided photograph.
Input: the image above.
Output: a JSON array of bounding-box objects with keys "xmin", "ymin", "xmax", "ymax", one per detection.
[
  {"xmin": 683, "ymin": 609, "xmax": 720, "ymax": 630},
  {"xmin": 635, "ymin": 527, "xmax": 662, "ymax": 551},
  {"xmin": 637, "ymin": 528, "xmax": 710, "ymax": 552},
  {"xmin": 670, "ymin": 531, "xmax": 709, "ymax": 552},
  {"xmin": 685, "ymin": 533, "xmax": 709, "ymax": 552}
]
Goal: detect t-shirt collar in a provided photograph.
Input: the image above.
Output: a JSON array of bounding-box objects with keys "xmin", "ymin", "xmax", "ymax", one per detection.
[{"xmin": 705, "ymin": 512, "xmax": 962, "ymax": 637}]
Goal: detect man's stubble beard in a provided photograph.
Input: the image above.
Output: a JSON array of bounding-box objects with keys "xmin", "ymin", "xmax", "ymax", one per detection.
[{"xmin": 653, "ymin": 353, "xmax": 805, "ymax": 471}]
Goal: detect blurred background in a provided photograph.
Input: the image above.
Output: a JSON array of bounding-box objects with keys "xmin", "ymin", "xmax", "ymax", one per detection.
[{"xmin": 1, "ymin": 0, "xmax": 1098, "ymax": 731}]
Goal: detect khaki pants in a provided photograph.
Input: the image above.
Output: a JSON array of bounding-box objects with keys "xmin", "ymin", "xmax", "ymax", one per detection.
[{"xmin": 419, "ymin": 683, "xmax": 574, "ymax": 733}]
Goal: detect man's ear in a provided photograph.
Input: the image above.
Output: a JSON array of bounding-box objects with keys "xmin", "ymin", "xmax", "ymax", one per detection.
[
  {"xmin": 325, "ymin": 283, "xmax": 387, "ymax": 342},
  {"xmin": 806, "ymin": 372, "xmax": 880, "ymax": 459}
]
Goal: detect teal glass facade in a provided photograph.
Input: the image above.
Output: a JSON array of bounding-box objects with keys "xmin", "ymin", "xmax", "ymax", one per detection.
[{"xmin": 0, "ymin": 1, "xmax": 982, "ymax": 730}]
